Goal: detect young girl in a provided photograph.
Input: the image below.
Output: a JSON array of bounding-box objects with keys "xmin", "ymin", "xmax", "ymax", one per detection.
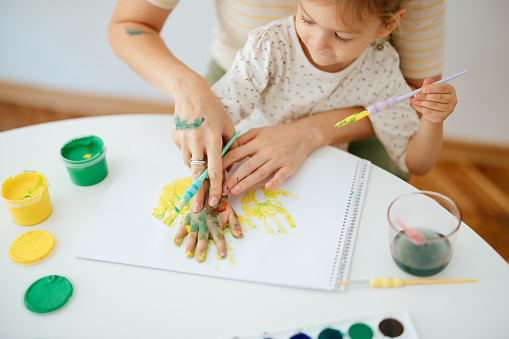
[
  {"xmin": 174, "ymin": 0, "xmax": 458, "ymax": 261},
  {"xmin": 217, "ymin": 0, "xmax": 457, "ymax": 196}
]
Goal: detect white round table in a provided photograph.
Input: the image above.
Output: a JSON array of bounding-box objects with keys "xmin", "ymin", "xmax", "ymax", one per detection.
[{"xmin": 1, "ymin": 114, "xmax": 508, "ymax": 338}]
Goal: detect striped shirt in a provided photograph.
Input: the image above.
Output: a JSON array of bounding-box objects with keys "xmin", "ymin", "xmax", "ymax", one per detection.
[{"xmin": 146, "ymin": 0, "xmax": 446, "ymax": 79}]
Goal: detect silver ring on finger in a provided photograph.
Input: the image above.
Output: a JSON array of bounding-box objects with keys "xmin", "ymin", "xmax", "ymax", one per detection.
[{"xmin": 189, "ymin": 157, "xmax": 207, "ymax": 166}]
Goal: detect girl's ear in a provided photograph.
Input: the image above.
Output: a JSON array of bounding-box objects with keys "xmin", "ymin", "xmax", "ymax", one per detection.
[{"xmin": 377, "ymin": 8, "xmax": 407, "ymax": 38}]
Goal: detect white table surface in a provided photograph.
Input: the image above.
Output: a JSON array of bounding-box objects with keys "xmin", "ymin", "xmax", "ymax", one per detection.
[{"xmin": 1, "ymin": 114, "xmax": 508, "ymax": 339}]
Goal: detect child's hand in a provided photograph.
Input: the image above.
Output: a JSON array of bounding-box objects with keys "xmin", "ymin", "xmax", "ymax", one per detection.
[
  {"xmin": 410, "ymin": 78, "xmax": 458, "ymax": 123},
  {"xmin": 173, "ymin": 194, "xmax": 243, "ymax": 262}
]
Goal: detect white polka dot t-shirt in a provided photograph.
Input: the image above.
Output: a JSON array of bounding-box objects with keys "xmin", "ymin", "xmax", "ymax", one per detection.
[{"xmin": 211, "ymin": 16, "xmax": 420, "ymax": 173}]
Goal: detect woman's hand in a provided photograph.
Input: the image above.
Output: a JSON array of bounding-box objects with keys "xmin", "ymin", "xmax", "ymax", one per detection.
[
  {"xmin": 410, "ymin": 78, "xmax": 458, "ymax": 124},
  {"xmin": 220, "ymin": 122, "xmax": 319, "ymax": 197},
  {"xmin": 171, "ymin": 74, "xmax": 239, "ymax": 213},
  {"xmin": 173, "ymin": 181, "xmax": 243, "ymax": 262}
]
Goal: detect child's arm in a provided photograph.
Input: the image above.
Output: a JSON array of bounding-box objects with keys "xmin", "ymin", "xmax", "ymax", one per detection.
[{"xmin": 405, "ymin": 78, "xmax": 458, "ymax": 175}]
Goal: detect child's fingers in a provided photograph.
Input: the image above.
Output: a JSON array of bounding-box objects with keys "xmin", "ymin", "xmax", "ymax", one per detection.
[
  {"xmin": 210, "ymin": 225, "xmax": 227, "ymax": 258},
  {"xmin": 174, "ymin": 215, "xmax": 191, "ymax": 246},
  {"xmin": 411, "ymin": 102, "xmax": 452, "ymax": 123},
  {"xmin": 184, "ymin": 223, "xmax": 199, "ymax": 258},
  {"xmin": 421, "ymin": 82, "xmax": 455, "ymax": 96},
  {"xmin": 225, "ymin": 205, "xmax": 243, "ymax": 238},
  {"xmin": 411, "ymin": 100, "xmax": 451, "ymax": 114},
  {"xmin": 195, "ymin": 237, "xmax": 209, "ymax": 262},
  {"xmin": 413, "ymin": 92, "xmax": 451, "ymax": 105},
  {"xmin": 422, "ymin": 77, "xmax": 436, "ymax": 87}
]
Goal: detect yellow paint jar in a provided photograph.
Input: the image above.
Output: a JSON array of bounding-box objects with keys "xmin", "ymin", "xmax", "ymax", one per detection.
[{"xmin": 1, "ymin": 172, "xmax": 53, "ymax": 226}]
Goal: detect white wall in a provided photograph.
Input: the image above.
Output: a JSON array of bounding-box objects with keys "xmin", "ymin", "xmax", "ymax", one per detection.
[
  {"xmin": 1, "ymin": 0, "xmax": 508, "ymax": 145},
  {"xmin": 0, "ymin": 0, "xmax": 216, "ymax": 104}
]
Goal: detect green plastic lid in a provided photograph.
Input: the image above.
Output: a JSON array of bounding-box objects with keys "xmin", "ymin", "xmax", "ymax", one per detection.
[{"xmin": 24, "ymin": 275, "xmax": 73, "ymax": 313}]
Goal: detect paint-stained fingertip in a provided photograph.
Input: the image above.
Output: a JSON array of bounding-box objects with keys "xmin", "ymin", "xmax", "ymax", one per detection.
[{"xmin": 197, "ymin": 251, "xmax": 206, "ymax": 262}]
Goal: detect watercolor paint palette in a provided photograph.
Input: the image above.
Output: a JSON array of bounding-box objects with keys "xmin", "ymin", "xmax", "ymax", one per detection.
[{"xmin": 234, "ymin": 310, "xmax": 418, "ymax": 339}]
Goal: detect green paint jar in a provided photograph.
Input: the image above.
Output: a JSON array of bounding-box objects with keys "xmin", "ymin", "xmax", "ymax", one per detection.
[{"xmin": 60, "ymin": 135, "xmax": 108, "ymax": 186}]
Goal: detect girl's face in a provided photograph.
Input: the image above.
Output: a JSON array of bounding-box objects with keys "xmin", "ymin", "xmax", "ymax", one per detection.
[{"xmin": 295, "ymin": 0, "xmax": 390, "ymax": 72}]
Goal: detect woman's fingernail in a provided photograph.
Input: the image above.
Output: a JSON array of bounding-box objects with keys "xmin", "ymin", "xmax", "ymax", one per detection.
[
  {"xmin": 231, "ymin": 186, "xmax": 239, "ymax": 195},
  {"xmin": 422, "ymin": 87, "xmax": 428, "ymax": 93},
  {"xmin": 193, "ymin": 202, "xmax": 201, "ymax": 212},
  {"xmin": 209, "ymin": 196, "xmax": 218, "ymax": 206},
  {"xmin": 220, "ymin": 251, "xmax": 226, "ymax": 258},
  {"xmin": 222, "ymin": 186, "xmax": 229, "ymax": 195}
]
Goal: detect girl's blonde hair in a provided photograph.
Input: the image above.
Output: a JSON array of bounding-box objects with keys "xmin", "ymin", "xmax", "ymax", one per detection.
[{"xmin": 308, "ymin": 0, "xmax": 406, "ymax": 27}]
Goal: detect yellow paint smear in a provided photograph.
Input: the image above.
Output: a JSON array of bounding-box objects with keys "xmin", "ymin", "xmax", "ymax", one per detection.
[
  {"xmin": 9, "ymin": 230, "xmax": 55, "ymax": 264},
  {"xmin": 83, "ymin": 153, "xmax": 92, "ymax": 159},
  {"xmin": 153, "ymin": 177, "xmax": 193, "ymax": 227}
]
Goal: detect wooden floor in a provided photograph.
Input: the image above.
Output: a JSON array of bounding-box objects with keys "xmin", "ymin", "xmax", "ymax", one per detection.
[{"xmin": 1, "ymin": 101, "xmax": 509, "ymax": 262}]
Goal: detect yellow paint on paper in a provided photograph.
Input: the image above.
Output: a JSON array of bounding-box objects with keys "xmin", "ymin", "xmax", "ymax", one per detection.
[
  {"xmin": 228, "ymin": 254, "xmax": 236, "ymax": 267},
  {"xmin": 9, "ymin": 230, "xmax": 55, "ymax": 264},
  {"xmin": 274, "ymin": 220, "xmax": 286, "ymax": 234},
  {"xmin": 285, "ymin": 214, "xmax": 297, "ymax": 228},
  {"xmin": 264, "ymin": 220, "xmax": 274, "ymax": 234},
  {"xmin": 239, "ymin": 185, "xmax": 299, "ymax": 234},
  {"xmin": 153, "ymin": 177, "xmax": 193, "ymax": 227}
]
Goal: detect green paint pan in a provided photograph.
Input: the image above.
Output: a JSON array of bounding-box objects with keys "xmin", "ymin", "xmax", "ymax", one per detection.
[{"xmin": 60, "ymin": 135, "xmax": 108, "ymax": 186}]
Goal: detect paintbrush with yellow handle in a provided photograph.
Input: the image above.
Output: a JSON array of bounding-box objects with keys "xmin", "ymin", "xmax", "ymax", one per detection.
[{"xmin": 339, "ymin": 277, "xmax": 477, "ymax": 288}]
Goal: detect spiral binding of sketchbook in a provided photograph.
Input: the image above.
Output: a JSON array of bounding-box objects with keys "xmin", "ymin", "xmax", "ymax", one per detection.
[{"xmin": 329, "ymin": 159, "xmax": 371, "ymax": 291}]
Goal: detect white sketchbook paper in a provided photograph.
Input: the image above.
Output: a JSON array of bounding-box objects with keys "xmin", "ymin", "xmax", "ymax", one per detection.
[{"xmin": 75, "ymin": 142, "xmax": 370, "ymax": 291}]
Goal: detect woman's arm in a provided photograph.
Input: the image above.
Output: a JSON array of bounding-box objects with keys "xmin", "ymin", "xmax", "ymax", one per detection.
[{"xmin": 108, "ymin": 0, "xmax": 238, "ymax": 212}]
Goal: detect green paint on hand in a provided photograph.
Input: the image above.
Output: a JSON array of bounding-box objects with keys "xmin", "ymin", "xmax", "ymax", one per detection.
[{"xmin": 174, "ymin": 116, "xmax": 205, "ymax": 131}]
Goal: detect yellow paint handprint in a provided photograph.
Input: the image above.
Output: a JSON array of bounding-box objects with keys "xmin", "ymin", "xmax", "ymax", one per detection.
[{"xmin": 239, "ymin": 185, "xmax": 299, "ymax": 234}]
